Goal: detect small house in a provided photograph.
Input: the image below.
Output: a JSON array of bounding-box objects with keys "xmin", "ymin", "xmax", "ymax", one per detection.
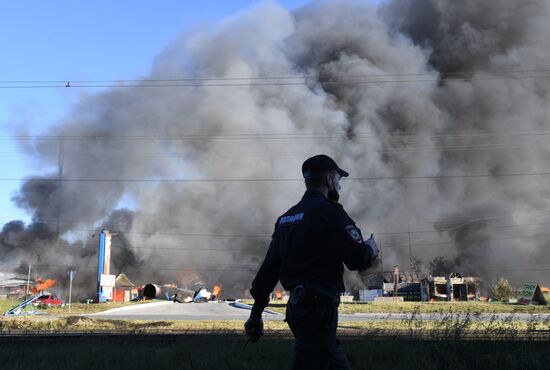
[{"xmin": 112, "ymin": 273, "xmax": 138, "ymax": 302}]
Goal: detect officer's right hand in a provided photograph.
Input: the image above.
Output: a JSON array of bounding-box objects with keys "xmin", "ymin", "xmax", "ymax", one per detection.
[
  {"xmin": 244, "ymin": 317, "xmax": 264, "ymax": 343},
  {"xmin": 365, "ymin": 234, "xmax": 379, "ymax": 260}
]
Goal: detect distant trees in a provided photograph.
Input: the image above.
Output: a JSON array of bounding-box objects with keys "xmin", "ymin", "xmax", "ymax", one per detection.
[{"xmin": 491, "ymin": 277, "xmax": 514, "ymax": 302}]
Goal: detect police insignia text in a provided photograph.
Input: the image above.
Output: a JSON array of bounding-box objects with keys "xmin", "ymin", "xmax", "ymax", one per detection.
[{"xmin": 279, "ymin": 213, "xmax": 305, "ymax": 225}]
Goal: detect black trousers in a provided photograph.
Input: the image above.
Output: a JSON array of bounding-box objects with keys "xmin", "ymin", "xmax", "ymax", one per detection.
[{"xmin": 285, "ymin": 293, "xmax": 349, "ymax": 370}]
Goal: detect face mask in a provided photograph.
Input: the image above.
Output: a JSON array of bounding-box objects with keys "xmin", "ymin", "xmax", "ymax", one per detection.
[
  {"xmin": 328, "ymin": 188, "xmax": 340, "ymax": 202},
  {"xmin": 327, "ymin": 173, "xmax": 341, "ymax": 202}
]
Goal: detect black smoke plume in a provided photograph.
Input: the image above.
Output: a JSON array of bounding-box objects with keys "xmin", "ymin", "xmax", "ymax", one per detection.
[{"xmin": 3, "ymin": 0, "xmax": 550, "ymax": 298}]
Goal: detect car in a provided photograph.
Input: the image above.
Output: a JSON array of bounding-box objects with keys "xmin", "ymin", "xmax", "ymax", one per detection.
[{"xmin": 33, "ymin": 294, "xmax": 64, "ymax": 307}]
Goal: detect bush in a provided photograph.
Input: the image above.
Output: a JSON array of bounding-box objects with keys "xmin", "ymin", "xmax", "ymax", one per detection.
[{"xmin": 491, "ymin": 278, "xmax": 514, "ymax": 302}]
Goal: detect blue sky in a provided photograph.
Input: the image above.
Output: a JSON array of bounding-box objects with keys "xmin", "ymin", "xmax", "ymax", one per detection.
[{"xmin": 0, "ymin": 0, "xmax": 317, "ymax": 224}]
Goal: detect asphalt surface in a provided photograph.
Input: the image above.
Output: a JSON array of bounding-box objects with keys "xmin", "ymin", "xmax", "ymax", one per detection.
[
  {"xmin": 89, "ymin": 301, "xmax": 282, "ymax": 321},
  {"xmin": 88, "ymin": 301, "xmax": 550, "ymax": 322}
]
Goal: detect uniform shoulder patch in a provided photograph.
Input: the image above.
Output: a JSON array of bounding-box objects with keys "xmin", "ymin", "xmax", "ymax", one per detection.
[
  {"xmin": 345, "ymin": 225, "xmax": 363, "ymax": 243},
  {"xmin": 279, "ymin": 212, "xmax": 304, "ymax": 225}
]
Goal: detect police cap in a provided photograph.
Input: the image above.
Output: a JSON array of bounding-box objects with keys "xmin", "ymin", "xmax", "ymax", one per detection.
[{"xmin": 302, "ymin": 154, "xmax": 349, "ymax": 179}]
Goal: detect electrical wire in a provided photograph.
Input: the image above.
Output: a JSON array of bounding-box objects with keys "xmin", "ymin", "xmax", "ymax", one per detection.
[
  {"xmin": 2, "ymin": 68, "xmax": 550, "ymax": 88},
  {"xmin": 1, "ymin": 261, "xmax": 549, "ymax": 273},
  {"xmin": 1, "ymin": 171, "xmax": 550, "ymax": 183},
  {"xmin": 2, "ymin": 129, "xmax": 550, "ymax": 141},
  {"xmin": 2, "ymin": 68, "xmax": 549, "ymax": 84}
]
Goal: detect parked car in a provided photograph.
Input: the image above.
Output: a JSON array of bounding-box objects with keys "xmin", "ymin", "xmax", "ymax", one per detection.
[{"xmin": 33, "ymin": 294, "xmax": 64, "ymax": 307}]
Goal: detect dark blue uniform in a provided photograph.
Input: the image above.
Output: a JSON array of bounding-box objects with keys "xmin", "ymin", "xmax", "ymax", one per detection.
[{"xmin": 250, "ymin": 189, "xmax": 375, "ymax": 370}]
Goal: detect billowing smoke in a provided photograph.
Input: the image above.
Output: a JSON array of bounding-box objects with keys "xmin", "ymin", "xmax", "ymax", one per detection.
[{"xmin": 3, "ymin": 0, "xmax": 550, "ymax": 298}]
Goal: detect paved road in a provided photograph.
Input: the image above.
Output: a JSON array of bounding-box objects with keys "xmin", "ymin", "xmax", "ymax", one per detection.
[
  {"xmin": 89, "ymin": 301, "xmax": 276, "ymax": 321},
  {"xmin": 88, "ymin": 301, "xmax": 550, "ymax": 322}
]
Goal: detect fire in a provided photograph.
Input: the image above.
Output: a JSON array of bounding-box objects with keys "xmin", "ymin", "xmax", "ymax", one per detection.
[
  {"xmin": 31, "ymin": 278, "xmax": 57, "ymax": 293},
  {"xmin": 212, "ymin": 284, "xmax": 222, "ymax": 298},
  {"xmin": 274, "ymin": 290, "xmax": 283, "ymax": 300}
]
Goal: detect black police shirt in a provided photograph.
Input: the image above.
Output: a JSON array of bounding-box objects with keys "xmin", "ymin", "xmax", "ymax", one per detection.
[{"xmin": 250, "ymin": 189, "xmax": 374, "ymax": 308}]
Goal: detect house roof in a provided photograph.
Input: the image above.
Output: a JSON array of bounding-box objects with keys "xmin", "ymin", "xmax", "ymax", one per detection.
[
  {"xmin": 115, "ymin": 273, "xmax": 135, "ymax": 288},
  {"xmin": 0, "ymin": 272, "xmax": 32, "ymax": 288}
]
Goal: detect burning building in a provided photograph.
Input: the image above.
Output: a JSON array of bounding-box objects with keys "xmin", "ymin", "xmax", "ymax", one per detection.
[
  {"xmin": 421, "ymin": 273, "xmax": 481, "ymax": 302},
  {"xmin": 112, "ymin": 273, "xmax": 138, "ymax": 303}
]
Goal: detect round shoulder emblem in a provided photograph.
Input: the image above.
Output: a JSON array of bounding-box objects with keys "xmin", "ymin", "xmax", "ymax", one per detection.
[{"xmin": 345, "ymin": 225, "xmax": 363, "ymax": 243}]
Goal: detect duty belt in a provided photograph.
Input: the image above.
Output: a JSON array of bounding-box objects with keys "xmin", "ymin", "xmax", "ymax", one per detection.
[{"xmin": 289, "ymin": 285, "xmax": 340, "ymax": 305}]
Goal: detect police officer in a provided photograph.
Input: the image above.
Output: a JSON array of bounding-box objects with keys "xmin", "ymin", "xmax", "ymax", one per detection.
[{"xmin": 244, "ymin": 154, "xmax": 379, "ymax": 370}]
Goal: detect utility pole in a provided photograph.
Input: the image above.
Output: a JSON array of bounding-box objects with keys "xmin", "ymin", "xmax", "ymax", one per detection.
[
  {"xmin": 26, "ymin": 263, "xmax": 32, "ymax": 299},
  {"xmin": 68, "ymin": 270, "xmax": 76, "ymax": 314},
  {"xmin": 393, "ymin": 265, "xmax": 399, "ymax": 302},
  {"xmin": 379, "ymin": 234, "xmax": 383, "ymax": 274},
  {"xmin": 408, "ymin": 222, "xmax": 413, "ymax": 279},
  {"xmin": 57, "ymin": 139, "xmax": 64, "ymax": 236}
]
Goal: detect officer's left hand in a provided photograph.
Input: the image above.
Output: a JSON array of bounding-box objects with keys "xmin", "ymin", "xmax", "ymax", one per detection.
[
  {"xmin": 244, "ymin": 317, "xmax": 264, "ymax": 343},
  {"xmin": 366, "ymin": 234, "xmax": 379, "ymax": 260}
]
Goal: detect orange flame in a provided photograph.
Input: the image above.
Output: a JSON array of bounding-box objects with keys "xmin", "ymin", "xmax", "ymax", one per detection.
[
  {"xmin": 212, "ymin": 284, "xmax": 222, "ymax": 298},
  {"xmin": 31, "ymin": 278, "xmax": 57, "ymax": 293},
  {"xmin": 274, "ymin": 290, "xmax": 283, "ymax": 300}
]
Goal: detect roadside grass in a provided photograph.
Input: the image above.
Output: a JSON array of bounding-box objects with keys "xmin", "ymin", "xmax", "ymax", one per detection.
[
  {"xmin": 0, "ymin": 298, "xmax": 151, "ymax": 316},
  {"xmin": 2, "ymin": 312, "xmax": 550, "ymax": 337},
  {"xmin": 1, "ymin": 334, "xmax": 550, "ymax": 370},
  {"xmin": 242, "ymin": 300, "xmax": 550, "ymax": 315},
  {"xmin": 4, "ymin": 298, "xmax": 549, "ymax": 317},
  {"xmin": 0, "ymin": 299, "xmax": 19, "ymax": 313}
]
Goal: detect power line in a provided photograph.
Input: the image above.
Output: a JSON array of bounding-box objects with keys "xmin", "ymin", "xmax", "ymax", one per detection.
[
  {"xmin": 0, "ymin": 261, "xmax": 258, "ymax": 271},
  {"xmin": 1, "ymin": 68, "xmax": 550, "ymax": 85},
  {"xmin": 1, "ymin": 127, "xmax": 550, "ymax": 143},
  {"xmin": 1, "ymin": 262, "xmax": 549, "ymax": 273},
  {"xmin": 383, "ymin": 231, "xmax": 550, "ymax": 251},
  {"xmin": 4, "ymin": 263, "xmax": 550, "ymax": 273},
  {"xmin": 0, "ymin": 141, "xmax": 545, "ymax": 158},
  {"xmin": 1, "ymin": 171, "xmax": 550, "ymax": 183},
  {"xmin": 3, "ymin": 216, "xmax": 550, "ymax": 241},
  {"xmin": 2, "ymin": 212, "xmax": 542, "ymax": 234},
  {"xmin": 2, "ymin": 223, "xmax": 550, "ymax": 252},
  {"xmin": 2, "ymin": 72, "xmax": 550, "ymax": 89}
]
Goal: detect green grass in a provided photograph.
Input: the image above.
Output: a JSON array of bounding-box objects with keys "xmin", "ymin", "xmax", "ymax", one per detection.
[
  {"xmin": 0, "ymin": 298, "xmax": 151, "ymax": 316},
  {"xmin": 4, "ymin": 298, "xmax": 548, "ymax": 318},
  {"xmin": 1, "ymin": 335, "xmax": 550, "ymax": 370},
  {"xmin": 2, "ymin": 314, "xmax": 550, "ymax": 337},
  {"xmin": 0, "ymin": 298, "xmax": 21, "ymax": 313},
  {"xmin": 243, "ymin": 300, "xmax": 550, "ymax": 315}
]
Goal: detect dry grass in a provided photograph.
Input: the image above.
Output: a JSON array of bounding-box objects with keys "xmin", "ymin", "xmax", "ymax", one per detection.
[
  {"xmin": 2, "ymin": 312, "xmax": 550, "ymax": 338},
  {"xmin": 244, "ymin": 300, "xmax": 550, "ymax": 315},
  {"xmin": 0, "ymin": 316, "xmax": 288, "ymax": 334}
]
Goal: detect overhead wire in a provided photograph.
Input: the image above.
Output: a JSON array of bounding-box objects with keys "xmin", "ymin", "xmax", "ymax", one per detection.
[
  {"xmin": 2, "ymin": 129, "xmax": 550, "ymax": 141},
  {"xmin": 0, "ymin": 170, "xmax": 550, "ymax": 183},
  {"xmin": 2, "ymin": 68, "xmax": 550, "ymax": 89},
  {"xmin": 2, "ymin": 215, "xmax": 550, "ymax": 250},
  {"xmin": 2, "ymin": 68, "xmax": 550, "ymax": 84},
  {"xmin": 0, "ymin": 261, "xmax": 549, "ymax": 273}
]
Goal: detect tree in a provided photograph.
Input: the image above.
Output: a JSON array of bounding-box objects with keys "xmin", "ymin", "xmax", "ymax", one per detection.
[{"xmin": 491, "ymin": 277, "xmax": 514, "ymax": 302}]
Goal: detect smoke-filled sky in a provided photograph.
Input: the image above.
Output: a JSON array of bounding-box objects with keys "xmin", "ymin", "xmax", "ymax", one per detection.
[{"xmin": 2, "ymin": 0, "xmax": 550, "ymax": 298}]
